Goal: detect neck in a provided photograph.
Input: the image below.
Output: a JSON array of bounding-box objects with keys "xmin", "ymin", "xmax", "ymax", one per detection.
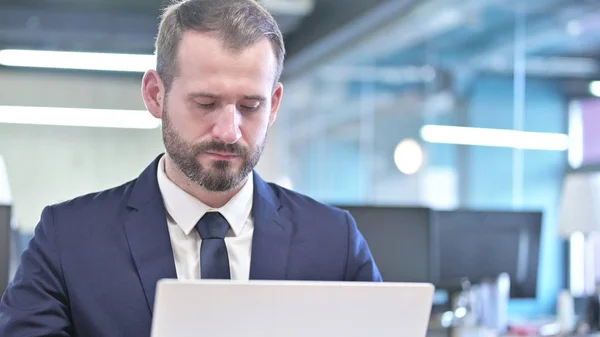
[{"xmin": 163, "ymin": 155, "xmax": 247, "ymax": 209}]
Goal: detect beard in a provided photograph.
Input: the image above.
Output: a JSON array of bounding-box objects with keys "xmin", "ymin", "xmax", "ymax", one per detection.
[{"xmin": 162, "ymin": 109, "xmax": 266, "ymax": 192}]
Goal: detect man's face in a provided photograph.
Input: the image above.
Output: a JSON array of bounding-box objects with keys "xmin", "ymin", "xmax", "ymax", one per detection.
[{"xmin": 160, "ymin": 31, "xmax": 283, "ymax": 192}]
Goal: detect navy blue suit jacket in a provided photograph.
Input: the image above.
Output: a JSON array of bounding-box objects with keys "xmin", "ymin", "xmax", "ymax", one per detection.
[{"xmin": 0, "ymin": 155, "xmax": 381, "ymax": 337}]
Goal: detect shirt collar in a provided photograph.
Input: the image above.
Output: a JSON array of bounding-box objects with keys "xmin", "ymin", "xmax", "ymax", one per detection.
[{"xmin": 156, "ymin": 155, "xmax": 253, "ymax": 236}]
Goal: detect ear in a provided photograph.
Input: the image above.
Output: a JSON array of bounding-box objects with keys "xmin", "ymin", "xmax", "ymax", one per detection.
[
  {"xmin": 269, "ymin": 82, "xmax": 283, "ymax": 126},
  {"xmin": 142, "ymin": 69, "xmax": 165, "ymax": 119}
]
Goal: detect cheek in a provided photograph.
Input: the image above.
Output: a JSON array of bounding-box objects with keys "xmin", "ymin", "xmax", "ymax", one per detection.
[
  {"xmin": 166, "ymin": 100, "xmax": 212, "ymax": 138},
  {"xmin": 240, "ymin": 116, "xmax": 269, "ymax": 146}
]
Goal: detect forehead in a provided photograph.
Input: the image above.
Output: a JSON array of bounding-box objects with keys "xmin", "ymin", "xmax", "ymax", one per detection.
[{"xmin": 174, "ymin": 31, "xmax": 277, "ymax": 92}]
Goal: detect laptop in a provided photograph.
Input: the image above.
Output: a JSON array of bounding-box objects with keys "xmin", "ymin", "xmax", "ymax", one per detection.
[{"xmin": 151, "ymin": 279, "xmax": 435, "ymax": 337}]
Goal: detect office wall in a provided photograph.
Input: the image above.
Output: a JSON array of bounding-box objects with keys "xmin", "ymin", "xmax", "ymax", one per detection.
[
  {"xmin": 0, "ymin": 70, "xmax": 281, "ymax": 233},
  {"xmin": 294, "ymin": 138, "xmax": 364, "ymax": 203},
  {"xmin": 291, "ymin": 126, "xmax": 459, "ymax": 208},
  {"xmin": 286, "ymin": 73, "xmax": 566, "ymax": 316},
  {"xmin": 581, "ymin": 99, "xmax": 600, "ymax": 166},
  {"xmin": 0, "ymin": 124, "xmax": 164, "ymax": 232},
  {"xmin": 465, "ymin": 75, "xmax": 567, "ymax": 316}
]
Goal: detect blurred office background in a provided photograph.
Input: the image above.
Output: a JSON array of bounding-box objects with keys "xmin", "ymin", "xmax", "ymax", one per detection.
[{"xmin": 1, "ymin": 0, "xmax": 600, "ymax": 335}]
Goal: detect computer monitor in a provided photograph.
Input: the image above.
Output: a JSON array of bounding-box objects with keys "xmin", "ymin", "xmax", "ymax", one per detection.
[
  {"xmin": 431, "ymin": 209, "xmax": 542, "ymax": 298},
  {"xmin": 0, "ymin": 205, "xmax": 11, "ymax": 295},
  {"xmin": 335, "ymin": 205, "xmax": 435, "ymax": 283}
]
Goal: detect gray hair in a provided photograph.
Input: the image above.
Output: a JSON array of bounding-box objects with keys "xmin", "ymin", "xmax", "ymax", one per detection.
[{"xmin": 155, "ymin": 0, "xmax": 286, "ymax": 93}]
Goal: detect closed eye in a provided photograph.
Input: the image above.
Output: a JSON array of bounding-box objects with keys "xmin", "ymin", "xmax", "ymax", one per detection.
[
  {"xmin": 197, "ymin": 103, "xmax": 215, "ymax": 109},
  {"xmin": 240, "ymin": 105, "xmax": 259, "ymax": 112}
]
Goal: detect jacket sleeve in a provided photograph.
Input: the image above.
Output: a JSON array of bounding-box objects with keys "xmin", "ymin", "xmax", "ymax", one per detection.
[
  {"xmin": 343, "ymin": 210, "xmax": 383, "ymax": 282},
  {"xmin": 0, "ymin": 206, "xmax": 74, "ymax": 336}
]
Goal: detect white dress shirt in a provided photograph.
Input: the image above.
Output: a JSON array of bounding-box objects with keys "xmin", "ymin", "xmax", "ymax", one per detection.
[{"xmin": 156, "ymin": 156, "xmax": 254, "ymax": 280}]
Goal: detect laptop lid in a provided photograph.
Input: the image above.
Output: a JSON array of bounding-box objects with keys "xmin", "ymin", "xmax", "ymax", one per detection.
[{"xmin": 151, "ymin": 280, "xmax": 434, "ymax": 337}]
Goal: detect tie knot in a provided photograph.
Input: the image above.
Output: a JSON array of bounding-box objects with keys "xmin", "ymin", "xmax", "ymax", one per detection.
[{"xmin": 195, "ymin": 212, "xmax": 230, "ymax": 239}]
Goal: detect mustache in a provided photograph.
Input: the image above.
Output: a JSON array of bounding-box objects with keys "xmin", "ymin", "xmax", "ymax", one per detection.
[{"xmin": 193, "ymin": 141, "xmax": 249, "ymax": 156}]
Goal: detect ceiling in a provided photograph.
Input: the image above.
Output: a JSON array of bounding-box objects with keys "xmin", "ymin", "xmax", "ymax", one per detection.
[
  {"xmin": 0, "ymin": 0, "xmax": 165, "ymax": 13},
  {"xmin": 282, "ymin": 0, "xmax": 600, "ymax": 104},
  {"xmin": 280, "ymin": 0, "xmax": 600, "ymax": 151},
  {"xmin": 0, "ymin": 0, "xmax": 398, "ymax": 74},
  {"xmin": 0, "ymin": 0, "xmax": 311, "ymax": 53},
  {"xmin": 2, "ymin": 0, "xmax": 598, "ymax": 83},
  {"xmin": 334, "ymin": 0, "xmax": 600, "ymax": 78}
]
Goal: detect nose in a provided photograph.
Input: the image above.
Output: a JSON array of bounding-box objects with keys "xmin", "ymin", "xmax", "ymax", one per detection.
[{"xmin": 212, "ymin": 104, "xmax": 242, "ymax": 144}]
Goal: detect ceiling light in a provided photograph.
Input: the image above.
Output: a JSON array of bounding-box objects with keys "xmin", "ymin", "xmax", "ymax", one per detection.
[
  {"xmin": 0, "ymin": 49, "xmax": 155, "ymax": 72},
  {"xmin": 394, "ymin": 138, "xmax": 424, "ymax": 175},
  {"xmin": 566, "ymin": 20, "xmax": 583, "ymax": 37},
  {"xmin": 420, "ymin": 125, "xmax": 569, "ymax": 151},
  {"xmin": 590, "ymin": 81, "xmax": 600, "ymax": 97},
  {"xmin": 0, "ymin": 106, "xmax": 160, "ymax": 129},
  {"xmin": 568, "ymin": 101, "xmax": 584, "ymax": 169}
]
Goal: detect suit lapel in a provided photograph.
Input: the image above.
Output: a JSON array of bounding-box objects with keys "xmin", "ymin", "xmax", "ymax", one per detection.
[
  {"xmin": 249, "ymin": 173, "xmax": 292, "ymax": 280},
  {"xmin": 123, "ymin": 155, "xmax": 177, "ymax": 313},
  {"xmin": 122, "ymin": 161, "xmax": 292, "ymax": 305}
]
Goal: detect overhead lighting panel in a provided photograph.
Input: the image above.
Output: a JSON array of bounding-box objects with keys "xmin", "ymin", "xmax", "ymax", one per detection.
[
  {"xmin": 421, "ymin": 125, "xmax": 569, "ymax": 151},
  {"xmin": 0, "ymin": 106, "xmax": 160, "ymax": 129},
  {"xmin": 590, "ymin": 81, "xmax": 600, "ymax": 97},
  {"xmin": 0, "ymin": 49, "xmax": 155, "ymax": 72}
]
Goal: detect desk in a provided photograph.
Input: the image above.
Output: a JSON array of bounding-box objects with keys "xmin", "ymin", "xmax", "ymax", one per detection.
[{"xmin": 427, "ymin": 327, "xmax": 600, "ymax": 337}]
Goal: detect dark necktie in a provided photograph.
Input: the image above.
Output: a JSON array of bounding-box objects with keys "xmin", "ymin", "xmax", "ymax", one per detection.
[{"xmin": 195, "ymin": 212, "xmax": 231, "ymax": 279}]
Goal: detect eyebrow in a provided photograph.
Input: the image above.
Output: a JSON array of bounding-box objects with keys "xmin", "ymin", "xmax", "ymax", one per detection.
[
  {"xmin": 242, "ymin": 95, "xmax": 267, "ymax": 102},
  {"xmin": 188, "ymin": 93, "xmax": 218, "ymax": 99},
  {"xmin": 188, "ymin": 93, "xmax": 267, "ymax": 102}
]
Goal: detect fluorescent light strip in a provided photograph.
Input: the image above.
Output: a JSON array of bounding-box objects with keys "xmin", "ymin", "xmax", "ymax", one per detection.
[
  {"xmin": 0, "ymin": 106, "xmax": 160, "ymax": 129},
  {"xmin": 590, "ymin": 81, "xmax": 600, "ymax": 97},
  {"xmin": 568, "ymin": 101, "xmax": 584, "ymax": 168},
  {"xmin": 0, "ymin": 49, "xmax": 155, "ymax": 72},
  {"xmin": 421, "ymin": 125, "xmax": 569, "ymax": 151}
]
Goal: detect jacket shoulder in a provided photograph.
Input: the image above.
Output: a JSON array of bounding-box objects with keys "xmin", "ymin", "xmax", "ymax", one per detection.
[
  {"xmin": 267, "ymin": 183, "xmax": 349, "ymax": 223},
  {"xmin": 49, "ymin": 178, "xmax": 138, "ymax": 218}
]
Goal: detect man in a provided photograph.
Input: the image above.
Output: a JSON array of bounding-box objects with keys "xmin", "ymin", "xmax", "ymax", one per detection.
[{"xmin": 0, "ymin": 0, "xmax": 381, "ymax": 336}]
